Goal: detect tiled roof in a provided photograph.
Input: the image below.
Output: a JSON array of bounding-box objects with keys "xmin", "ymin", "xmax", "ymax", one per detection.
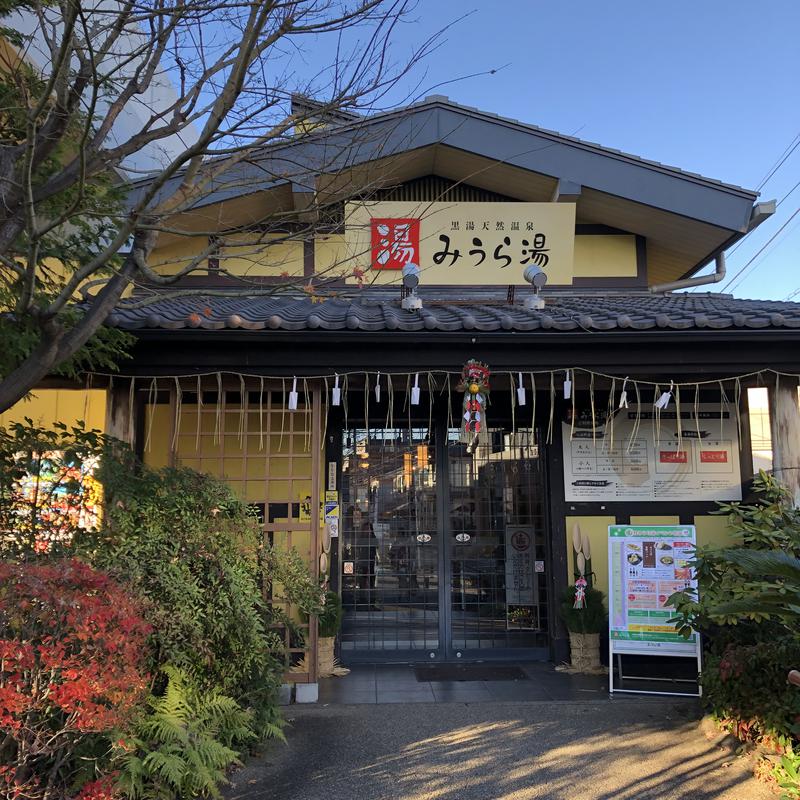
[{"xmin": 106, "ymin": 292, "xmax": 800, "ymax": 334}]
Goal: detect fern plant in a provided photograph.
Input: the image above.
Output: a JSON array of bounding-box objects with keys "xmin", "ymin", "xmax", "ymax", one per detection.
[{"xmin": 117, "ymin": 666, "xmax": 254, "ymax": 800}]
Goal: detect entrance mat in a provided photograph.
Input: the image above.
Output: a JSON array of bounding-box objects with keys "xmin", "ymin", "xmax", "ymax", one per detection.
[{"xmin": 414, "ymin": 664, "xmax": 529, "ymax": 682}]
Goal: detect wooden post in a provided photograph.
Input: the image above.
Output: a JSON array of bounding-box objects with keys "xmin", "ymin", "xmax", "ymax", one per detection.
[
  {"xmin": 308, "ymin": 384, "xmax": 322, "ymax": 683},
  {"xmin": 768, "ymin": 376, "xmax": 800, "ymax": 506},
  {"xmin": 104, "ymin": 379, "xmax": 135, "ymax": 446}
]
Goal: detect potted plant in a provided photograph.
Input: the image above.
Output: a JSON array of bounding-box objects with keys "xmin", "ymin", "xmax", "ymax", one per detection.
[
  {"xmin": 559, "ymin": 583, "xmax": 607, "ymax": 672},
  {"xmin": 316, "ymin": 590, "xmax": 344, "ymax": 677}
]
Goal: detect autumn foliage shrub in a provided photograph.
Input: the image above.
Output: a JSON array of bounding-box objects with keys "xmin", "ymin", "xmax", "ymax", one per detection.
[{"xmin": 0, "ymin": 558, "xmax": 151, "ymax": 800}]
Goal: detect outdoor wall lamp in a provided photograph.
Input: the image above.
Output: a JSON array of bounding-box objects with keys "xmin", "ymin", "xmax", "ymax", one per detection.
[
  {"xmin": 401, "ymin": 262, "xmax": 422, "ymax": 311},
  {"xmin": 523, "ymin": 264, "xmax": 547, "ymax": 310}
]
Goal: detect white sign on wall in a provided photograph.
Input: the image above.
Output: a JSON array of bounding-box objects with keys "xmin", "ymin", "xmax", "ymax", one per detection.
[
  {"xmin": 562, "ymin": 405, "xmax": 742, "ymax": 503},
  {"xmin": 505, "ymin": 526, "xmax": 535, "ymax": 606}
]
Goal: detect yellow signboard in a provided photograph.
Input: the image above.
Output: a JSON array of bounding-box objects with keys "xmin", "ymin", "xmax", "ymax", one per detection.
[{"xmin": 344, "ymin": 201, "xmax": 576, "ymax": 286}]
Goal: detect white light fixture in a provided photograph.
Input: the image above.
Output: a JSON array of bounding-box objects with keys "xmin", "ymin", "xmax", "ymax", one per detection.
[
  {"xmin": 401, "ymin": 263, "xmax": 422, "ymax": 311},
  {"xmin": 523, "ymin": 264, "xmax": 548, "ymax": 310}
]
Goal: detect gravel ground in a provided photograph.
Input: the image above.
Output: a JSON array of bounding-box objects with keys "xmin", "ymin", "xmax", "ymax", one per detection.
[{"xmin": 224, "ymin": 699, "xmax": 772, "ymax": 800}]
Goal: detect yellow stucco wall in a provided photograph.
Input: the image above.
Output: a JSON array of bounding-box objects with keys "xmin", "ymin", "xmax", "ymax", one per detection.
[
  {"xmin": 0, "ymin": 389, "xmax": 107, "ymax": 432},
  {"xmin": 565, "ymin": 513, "xmax": 738, "ymax": 597},
  {"xmin": 149, "ymin": 228, "xmax": 639, "ymax": 286},
  {"xmin": 218, "ymin": 234, "xmax": 304, "ymax": 278},
  {"xmin": 573, "ymin": 235, "xmax": 637, "ymax": 278}
]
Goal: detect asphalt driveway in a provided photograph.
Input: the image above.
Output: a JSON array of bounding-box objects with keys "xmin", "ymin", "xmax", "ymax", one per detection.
[{"xmin": 225, "ymin": 699, "xmax": 771, "ymax": 800}]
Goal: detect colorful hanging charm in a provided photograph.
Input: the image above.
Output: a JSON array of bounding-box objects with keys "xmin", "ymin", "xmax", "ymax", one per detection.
[
  {"xmin": 457, "ymin": 359, "xmax": 491, "ymax": 447},
  {"xmin": 573, "ymin": 576, "xmax": 588, "ymax": 609}
]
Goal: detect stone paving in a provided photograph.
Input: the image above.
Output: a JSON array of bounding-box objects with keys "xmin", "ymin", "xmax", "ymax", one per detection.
[{"xmin": 225, "ymin": 664, "xmax": 770, "ymax": 800}]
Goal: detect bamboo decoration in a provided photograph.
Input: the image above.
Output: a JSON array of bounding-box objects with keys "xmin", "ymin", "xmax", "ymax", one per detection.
[
  {"xmin": 145, "ymin": 377, "xmax": 157, "ymax": 452},
  {"xmin": 214, "ymin": 372, "xmax": 222, "ymax": 444},
  {"xmin": 196, "ymin": 375, "xmax": 203, "ymax": 451},
  {"xmin": 127, "ymin": 376, "xmax": 136, "ymax": 445},
  {"xmin": 572, "ymin": 522, "xmax": 593, "ymax": 589}
]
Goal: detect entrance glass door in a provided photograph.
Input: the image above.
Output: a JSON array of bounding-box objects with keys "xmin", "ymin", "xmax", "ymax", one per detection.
[
  {"xmin": 447, "ymin": 427, "xmax": 550, "ymax": 657},
  {"xmin": 339, "ymin": 427, "xmax": 440, "ymax": 657},
  {"xmin": 338, "ymin": 422, "xmax": 550, "ymax": 661}
]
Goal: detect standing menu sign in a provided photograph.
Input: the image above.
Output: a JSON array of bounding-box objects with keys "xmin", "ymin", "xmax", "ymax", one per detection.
[{"xmin": 608, "ymin": 524, "xmax": 701, "ymax": 696}]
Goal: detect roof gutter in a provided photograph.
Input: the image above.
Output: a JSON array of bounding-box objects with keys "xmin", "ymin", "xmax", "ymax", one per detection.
[
  {"xmin": 650, "ymin": 200, "xmax": 776, "ymax": 293},
  {"xmin": 650, "ymin": 251, "xmax": 727, "ymax": 294}
]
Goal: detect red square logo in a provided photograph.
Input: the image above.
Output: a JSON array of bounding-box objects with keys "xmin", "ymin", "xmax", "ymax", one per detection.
[
  {"xmin": 659, "ymin": 450, "xmax": 688, "ymax": 463},
  {"xmin": 371, "ymin": 218, "xmax": 420, "ymax": 270},
  {"xmin": 700, "ymin": 450, "xmax": 728, "ymax": 463}
]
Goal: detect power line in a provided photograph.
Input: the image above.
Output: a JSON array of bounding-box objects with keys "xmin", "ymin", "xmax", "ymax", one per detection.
[
  {"xmin": 690, "ymin": 145, "xmax": 800, "ymax": 294},
  {"xmin": 722, "ymin": 206, "xmax": 800, "ymax": 293},
  {"xmin": 756, "ymin": 130, "xmax": 800, "ymax": 191},
  {"xmin": 693, "ymin": 147, "xmax": 800, "ymax": 292}
]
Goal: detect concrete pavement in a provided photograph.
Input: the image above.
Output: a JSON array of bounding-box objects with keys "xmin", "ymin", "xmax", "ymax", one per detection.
[{"xmin": 225, "ymin": 699, "xmax": 771, "ymax": 800}]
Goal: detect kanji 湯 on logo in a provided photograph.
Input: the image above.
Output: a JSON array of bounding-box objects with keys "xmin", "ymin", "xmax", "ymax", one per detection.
[{"xmin": 371, "ymin": 218, "xmax": 420, "ymax": 270}]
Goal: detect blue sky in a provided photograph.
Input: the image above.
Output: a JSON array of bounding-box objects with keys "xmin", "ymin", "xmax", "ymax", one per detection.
[{"xmin": 374, "ymin": 0, "xmax": 800, "ymax": 299}]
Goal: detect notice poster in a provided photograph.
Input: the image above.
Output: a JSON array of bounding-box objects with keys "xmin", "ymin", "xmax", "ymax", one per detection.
[
  {"xmin": 505, "ymin": 526, "xmax": 538, "ymax": 629},
  {"xmin": 608, "ymin": 525, "xmax": 698, "ymax": 655},
  {"xmin": 562, "ymin": 404, "xmax": 742, "ymax": 503},
  {"xmin": 505, "ymin": 526, "xmax": 535, "ymax": 605}
]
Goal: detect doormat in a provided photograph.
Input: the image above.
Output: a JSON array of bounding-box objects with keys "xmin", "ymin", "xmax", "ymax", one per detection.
[{"xmin": 414, "ymin": 664, "xmax": 529, "ymax": 682}]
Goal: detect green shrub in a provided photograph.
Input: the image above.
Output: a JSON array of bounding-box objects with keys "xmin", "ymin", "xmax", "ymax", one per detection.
[
  {"xmin": 559, "ymin": 585, "xmax": 606, "ymax": 634},
  {"xmin": 701, "ymin": 637, "xmax": 800, "ymax": 746},
  {"xmin": 318, "ymin": 591, "xmax": 343, "ymax": 638},
  {"xmin": 86, "ymin": 458, "xmax": 271, "ymax": 697},
  {"xmin": 118, "ymin": 666, "xmax": 254, "ymax": 800},
  {"xmin": 80, "ymin": 457, "xmax": 321, "ymax": 748},
  {"xmin": 668, "ymin": 472, "xmax": 800, "ymax": 797},
  {"xmin": 0, "ymin": 419, "xmax": 323, "ymax": 799}
]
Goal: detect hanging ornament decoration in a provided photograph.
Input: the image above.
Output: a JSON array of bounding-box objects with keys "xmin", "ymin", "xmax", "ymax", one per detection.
[
  {"xmin": 288, "ymin": 377, "xmax": 299, "ymax": 411},
  {"xmin": 411, "ymin": 373, "xmax": 421, "ymax": 405},
  {"xmin": 457, "ymin": 359, "xmax": 491, "ymax": 448},
  {"xmin": 573, "ymin": 576, "xmax": 588, "ymax": 609},
  {"xmin": 375, "ymin": 372, "xmax": 381, "ymax": 403},
  {"xmin": 655, "ymin": 380, "xmax": 674, "ymax": 410},
  {"xmin": 517, "ymin": 371, "xmax": 526, "ymax": 406},
  {"xmin": 563, "ymin": 369, "xmax": 573, "ymax": 400},
  {"xmin": 619, "ymin": 376, "xmax": 630, "ymax": 409},
  {"xmin": 331, "ymin": 373, "xmax": 341, "ymax": 406}
]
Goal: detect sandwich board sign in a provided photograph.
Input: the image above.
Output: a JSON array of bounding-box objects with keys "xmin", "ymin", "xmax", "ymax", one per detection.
[{"xmin": 608, "ymin": 524, "xmax": 701, "ymax": 696}]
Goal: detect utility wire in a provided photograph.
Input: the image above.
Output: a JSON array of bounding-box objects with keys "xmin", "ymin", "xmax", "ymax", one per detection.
[
  {"xmin": 756, "ymin": 131, "xmax": 800, "ymax": 191},
  {"xmin": 690, "ymin": 136, "xmax": 800, "ymax": 294},
  {"xmin": 722, "ymin": 206, "xmax": 800, "ymax": 293}
]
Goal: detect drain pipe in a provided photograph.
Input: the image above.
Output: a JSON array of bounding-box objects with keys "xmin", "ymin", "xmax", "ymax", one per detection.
[
  {"xmin": 649, "ymin": 252, "xmax": 726, "ymax": 294},
  {"xmin": 649, "ymin": 200, "xmax": 775, "ymax": 294}
]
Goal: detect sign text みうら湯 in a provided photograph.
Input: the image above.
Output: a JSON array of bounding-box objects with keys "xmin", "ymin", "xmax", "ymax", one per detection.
[{"xmin": 345, "ymin": 202, "xmax": 576, "ymax": 286}]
